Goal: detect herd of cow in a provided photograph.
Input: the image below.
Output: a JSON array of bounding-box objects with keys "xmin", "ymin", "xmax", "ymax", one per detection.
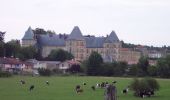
[{"xmin": 19, "ymin": 79, "xmax": 154, "ymax": 98}]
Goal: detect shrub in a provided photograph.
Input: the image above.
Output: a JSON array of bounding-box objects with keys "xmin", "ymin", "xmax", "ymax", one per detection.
[
  {"xmin": 130, "ymin": 78, "xmax": 160, "ymax": 97},
  {"xmin": 0, "ymin": 71, "xmax": 12, "ymax": 77},
  {"xmin": 38, "ymin": 68, "xmax": 51, "ymax": 76}
]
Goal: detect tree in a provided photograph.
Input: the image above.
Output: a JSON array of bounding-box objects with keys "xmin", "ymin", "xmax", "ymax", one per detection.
[
  {"xmin": 38, "ymin": 68, "xmax": 51, "ymax": 76},
  {"xmin": 68, "ymin": 64, "xmax": 81, "ymax": 73},
  {"xmin": 0, "ymin": 31, "xmax": 5, "ymax": 42},
  {"xmin": 148, "ymin": 65, "xmax": 158, "ymax": 76},
  {"xmin": 33, "ymin": 28, "xmax": 47, "ymax": 35},
  {"xmin": 114, "ymin": 61, "xmax": 127, "ymax": 76},
  {"xmin": 47, "ymin": 49, "xmax": 74, "ymax": 62},
  {"xmin": 128, "ymin": 64, "xmax": 140, "ymax": 76},
  {"xmin": 5, "ymin": 40, "xmax": 21, "ymax": 57},
  {"xmin": 157, "ymin": 55, "xmax": 170, "ymax": 78},
  {"xmin": 137, "ymin": 56, "xmax": 149, "ymax": 76},
  {"xmin": 0, "ymin": 31, "xmax": 5, "ymax": 57},
  {"xmin": 0, "ymin": 42, "xmax": 5, "ymax": 57},
  {"xmin": 18, "ymin": 46, "xmax": 37, "ymax": 61},
  {"xmin": 86, "ymin": 51, "xmax": 103, "ymax": 75}
]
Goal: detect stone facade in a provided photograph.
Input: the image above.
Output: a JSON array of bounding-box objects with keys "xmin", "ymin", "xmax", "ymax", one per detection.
[{"xmin": 22, "ymin": 26, "xmax": 141, "ymax": 64}]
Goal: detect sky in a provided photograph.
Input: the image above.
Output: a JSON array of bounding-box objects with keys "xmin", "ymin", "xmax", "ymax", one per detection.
[{"xmin": 0, "ymin": 0, "xmax": 170, "ymax": 47}]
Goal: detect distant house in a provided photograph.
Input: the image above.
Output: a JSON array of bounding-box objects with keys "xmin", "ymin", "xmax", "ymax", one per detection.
[
  {"xmin": 0, "ymin": 57, "xmax": 33, "ymax": 74},
  {"xmin": 26, "ymin": 59, "xmax": 80, "ymax": 74}
]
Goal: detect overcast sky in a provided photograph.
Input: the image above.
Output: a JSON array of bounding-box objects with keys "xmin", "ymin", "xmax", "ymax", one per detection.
[{"xmin": 0, "ymin": 0, "xmax": 170, "ymax": 46}]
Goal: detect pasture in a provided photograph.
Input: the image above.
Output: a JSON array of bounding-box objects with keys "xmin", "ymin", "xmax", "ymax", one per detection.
[{"xmin": 0, "ymin": 76, "xmax": 170, "ymax": 100}]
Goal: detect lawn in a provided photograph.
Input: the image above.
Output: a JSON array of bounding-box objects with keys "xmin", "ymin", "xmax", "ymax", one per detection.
[{"xmin": 0, "ymin": 76, "xmax": 170, "ymax": 100}]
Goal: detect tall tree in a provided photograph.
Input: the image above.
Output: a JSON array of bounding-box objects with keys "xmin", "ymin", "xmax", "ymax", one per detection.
[
  {"xmin": 18, "ymin": 46, "xmax": 37, "ymax": 61},
  {"xmin": 157, "ymin": 55, "xmax": 170, "ymax": 78},
  {"xmin": 0, "ymin": 31, "xmax": 5, "ymax": 42},
  {"xmin": 0, "ymin": 42, "xmax": 5, "ymax": 57},
  {"xmin": 137, "ymin": 56, "xmax": 149, "ymax": 76},
  {"xmin": 5, "ymin": 40, "xmax": 21, "ymax": 57},
  {"xmin": 86, "ymin": 51, "xmax": 103, "ymax": 75}
]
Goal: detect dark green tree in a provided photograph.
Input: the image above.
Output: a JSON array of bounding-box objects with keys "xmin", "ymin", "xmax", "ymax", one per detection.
[
  {"xmin": 148, "ymin": 65, "xmax": 158, "ymax": 76},
  {"xmin": 0, "ymin": 31, "xmax": 5, "ymax": 42},
  {"xmin": 33, "ymin": 28, "xmax": 47, "ymax": 35},
  {"xmin": 86, "ymin": 51, "xmax": 103, "ymax": 75},
  {"xmin": 0, "ymin": 42, "xmax": 5, "ymax": 57},
  {"xmin": 17, "ymin": 46, "xmax": 37, "ymax": 61},
  {"xmin": 5, "ymin": 40, "xmax": 21, "ymax": 57},
  {"xmin": 47, "ymin": 49, "xmax": 74, "ymax": 62},
  {"xmin": 157, "ymin": 55, "xmax": 170, "ymax": 78},
  {"xmin": 137, "ymin": 56, "xmax": 149, "ymax": 76}
]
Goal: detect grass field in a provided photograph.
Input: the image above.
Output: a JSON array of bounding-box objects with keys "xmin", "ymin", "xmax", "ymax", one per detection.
[{"xmin": 0, "ymin": 76, "xmax": 170, "ymax": 100}]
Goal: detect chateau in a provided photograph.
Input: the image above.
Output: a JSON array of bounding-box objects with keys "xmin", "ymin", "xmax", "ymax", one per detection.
[{"xmin": 22, "ymin": 26, "xmax": 141, "ymax": 64}]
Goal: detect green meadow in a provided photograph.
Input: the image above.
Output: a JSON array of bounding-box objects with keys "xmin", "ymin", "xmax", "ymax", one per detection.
[{"xmin": 0, "ymin": 76, "xmax": 170, "ymax": 100}]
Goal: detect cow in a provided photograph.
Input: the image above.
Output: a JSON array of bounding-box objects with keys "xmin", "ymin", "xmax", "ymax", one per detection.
[
  {"xmin": 46, "ymin": 81, "xmax": 49, "ymax": 85},
  {"xmin": 20, "ymin": 80, "xmax": 26, "ymax": 85},
  {"xmin": 29, "ymin": 85, "xmax": 35, "ymax": 91},
  {"xmin": 91, "ymin": 86, "xmax": 95, "ymax": 91},
  {"xmin": 75, "ymin": 85, "xmax": 83, "ymax": 93}
]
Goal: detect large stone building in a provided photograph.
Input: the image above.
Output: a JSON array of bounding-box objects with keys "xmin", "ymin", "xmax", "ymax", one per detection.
[{"xmin": 22, "ymin": 26, "xmax": 141, "ymax": 64}]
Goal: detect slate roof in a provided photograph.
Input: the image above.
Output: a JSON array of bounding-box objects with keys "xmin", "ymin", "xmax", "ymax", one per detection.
[
  {"xmin": 22, "ymin": 27, "xmax": 34, "ymax": 40},
  {"xmin": 67, "ymin": 26, "xmax": 85, "ymax": 40},
  {"xmin": 23, "ymin": 26, "xmax": 120, "ymax": 48},
  {"xmin": 84, "ymin": 36, "xmax": 105, "ymax": 48},
  {"xmin": 105, "ymin": 31, "xmax": 119, "ymax": 43},
  {"xmin": 38, "ymin": 34, "xmax": 66, "ymax": 46}
]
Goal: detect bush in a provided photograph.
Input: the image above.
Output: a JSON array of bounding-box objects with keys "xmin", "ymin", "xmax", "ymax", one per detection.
[
  {"xmin": 38, "ymin": 68, "xmax": 51, "ymax": 76},
  {"xmin": 130, "ymin": 78, "xmax": 160, "ymax": 97},
  {"xmin": 0, "ymin": 71, "xmax": 12, "ymax": 77}
]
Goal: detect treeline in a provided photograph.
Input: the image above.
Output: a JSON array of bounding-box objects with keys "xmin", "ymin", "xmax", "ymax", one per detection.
[
  {"xmin": 81, "ymin": 51, "xmax": 170, "ymax": 78},
  {"xmin": 0, "ymin": 39, "xmax": 73, "ymax": 61}
]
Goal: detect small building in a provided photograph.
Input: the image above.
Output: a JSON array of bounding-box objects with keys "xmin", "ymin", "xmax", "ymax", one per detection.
[{"xmin": 0, "ymin": 57, "xmax": 33, "ymax": 74}]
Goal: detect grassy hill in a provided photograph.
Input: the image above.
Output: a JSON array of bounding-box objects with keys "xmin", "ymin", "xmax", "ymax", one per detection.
[{"xmin": 0, "ymin": 76, "xmax": 170, "ymax": 100}]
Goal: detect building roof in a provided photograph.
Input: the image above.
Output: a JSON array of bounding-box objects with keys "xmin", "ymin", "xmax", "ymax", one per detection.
[
  {"xmin": 67, "ymin": 26, "xmax": 85, "ymax": 40},
  {"xmin": 38, "ymin": 34, "xmax": 66, "ymax": 46},
  {"xmin": 85, "ymin": 36, "xmax": 105, "ymax": 48},
  {"xmin": 105, "ymin": 31, "xmax": 119, "ymax": 43},
  {"xmin": 25, "ymin": 26, "xmax": 120, "ymax": 48},
  {"xmin": 22, "ymin": 27, "xmax": 34, "ymax": 40},
  {"xmin": 0, "ymin": 57, "xmax": 23, "ymax": 64}
]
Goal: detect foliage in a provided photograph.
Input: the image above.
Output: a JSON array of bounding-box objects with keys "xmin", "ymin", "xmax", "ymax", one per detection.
[
  {"xmin": 17, "ymin": 46, "xmax": 37, "ymax": 61},
  {"xmin": 0, "ymin": 42, "xmax": 5, "ymax": 57},
  {"xmin": 148, "ymin": 66, "xmax": 158, "ymax": 76},
  {"xmin": 38, "ymin": 68, "xmax": 51, "ymax": 76},
  {"xmin": 0, "ymin": 31, "xmax": 5, "ymax": 42},
  {"xmin": 47, "ymin": 49, "xmax": 74, "ymax": 62},
  {"xmin": 128, "ymin": 64, "xmax": 140, "ymax": 76},
  {"xmin": 5, "ymin": 40, "xmax": 21, "ymax": 57},
  {"xmin": 0, "ymin": 71, "xmax": 12, "ymax": 77},
  {"xmin": 157, "ymin": 55, "xmax": 170, "ymax": 78},
  {"xmin": 67, "ymin": 64, "xmax": 82, "ymax": 73},
  {"xmin": 86, "ymin": 51, "xmax": 103, "ymax": 75},
  {"xmin": 130, "ymin": 78, "xmax": 160, "ymax": 97},
  {"xmin": 137, "ymin": 56, "xmax": 149, "ymax": 76}
]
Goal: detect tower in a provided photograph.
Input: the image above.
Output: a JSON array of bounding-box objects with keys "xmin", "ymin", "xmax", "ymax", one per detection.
[
  {"xmin": 22, "ymin": 27, "xmax": 36, "ymax": 47},
  {"xmin": 104, "ymin": 31, "xmax": 121, "ymax": 62},
  {"xmin": 66, "ymin": 26, "xmax": 86, "ymax": 61}
]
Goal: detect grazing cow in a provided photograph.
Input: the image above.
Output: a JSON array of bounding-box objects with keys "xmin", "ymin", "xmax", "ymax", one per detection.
[
  {"xmin": 29, "ymin": 85, "xmax": 35, "ymax": 91},
  {"xmin": 112, "ymin": 81, "xmax": 117, "ymax": 84},
  {"xmin": 96, "ymin": 83, "xmax": 100, "ymax": 88},
  {"xmin": 122, "ymin": 87, "xmax": 129, "ymax": 94},
  {"xmin": 83, "ymin": 82, "xmax": 86, "ymax": 85},
  {"xmin": 91, "ymin": 86, "xmax": 95, "ymax": 91},
  {"xmin": 75, "ymin": 85, "xmax": 83, "ymax": 93},
  {"xmin": 46, "ymin": 81, "xmax": 49, "ymax": 85},
  {"xmin": 20, "ymin": 80, "xmax": 26, "ymax": 85}
]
